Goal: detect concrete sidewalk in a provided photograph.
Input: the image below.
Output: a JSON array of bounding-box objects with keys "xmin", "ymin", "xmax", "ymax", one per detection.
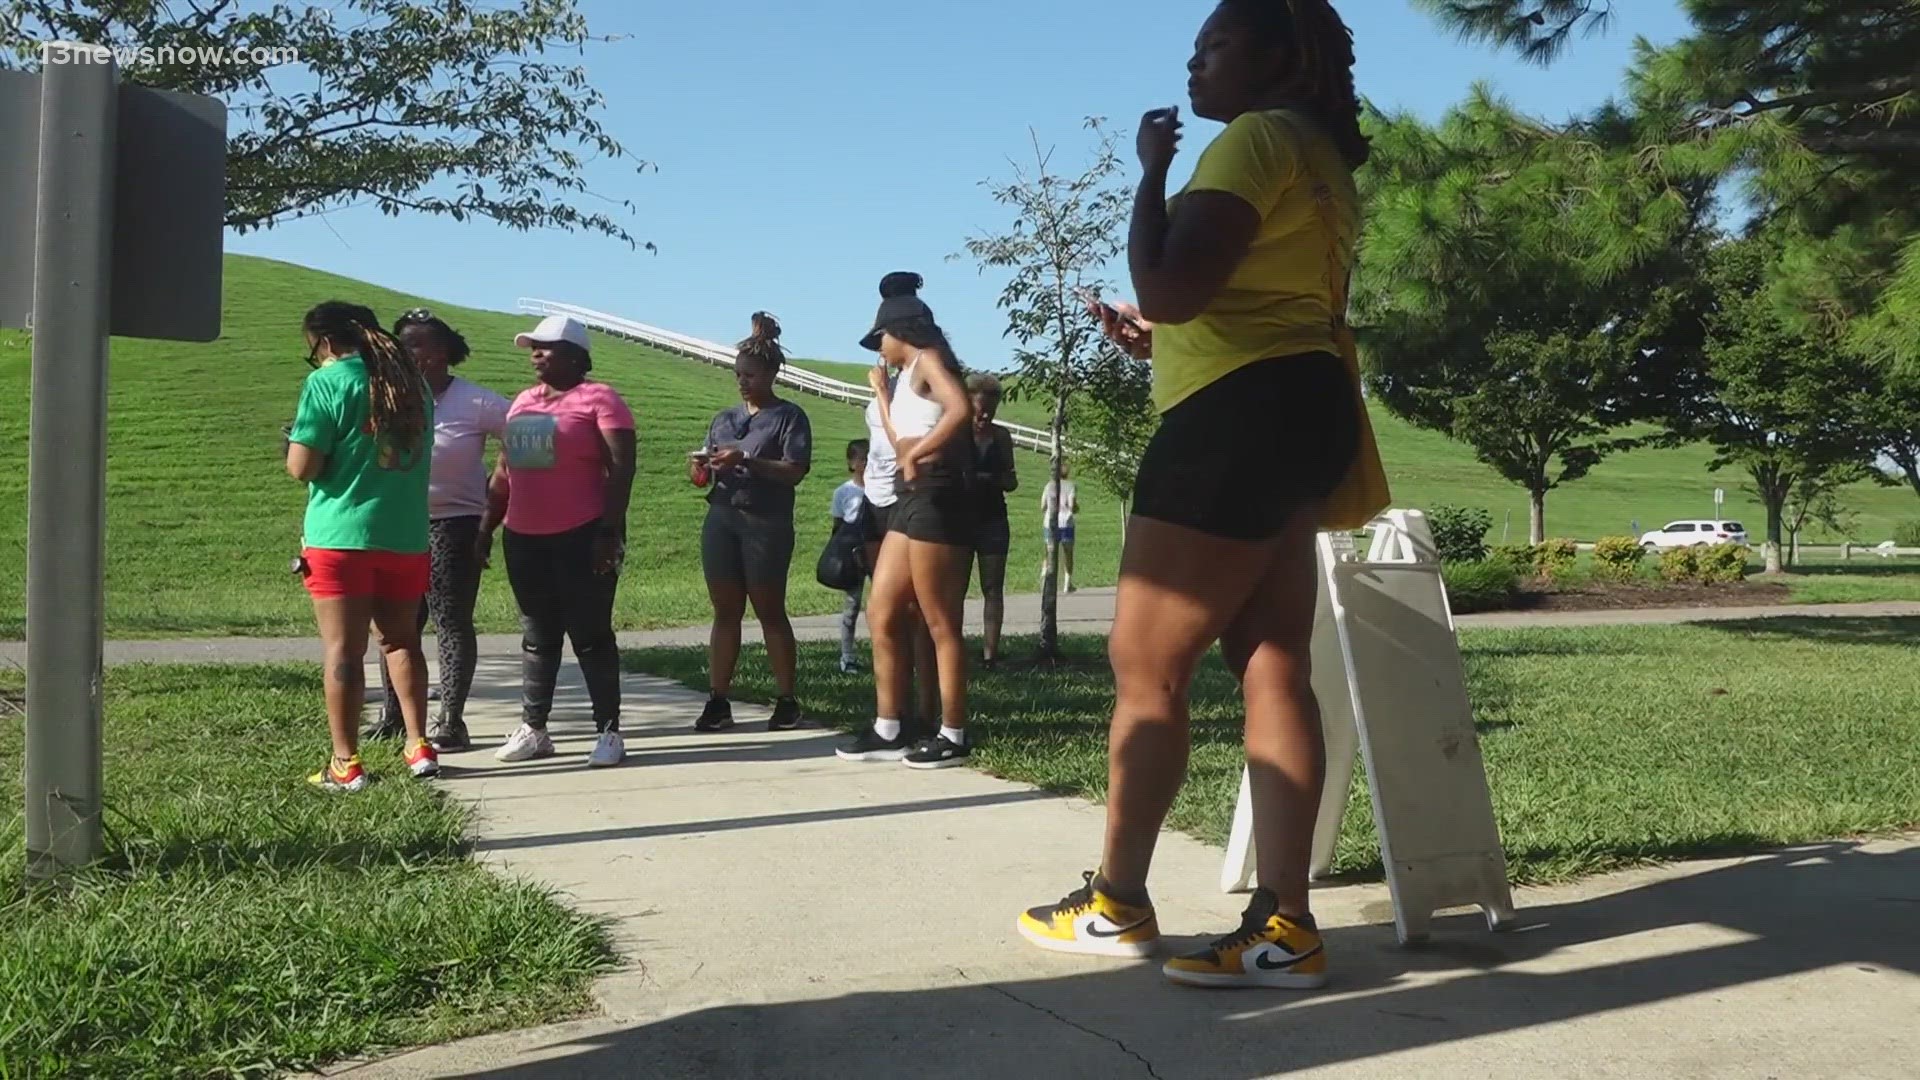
[
  {"xmin": 314, "ymin": 656, "xmax": 1920, "ymax": 1079},
  {"xmin": 5, "ymin": 593, "xmax": 1918, "ymax": 668}
]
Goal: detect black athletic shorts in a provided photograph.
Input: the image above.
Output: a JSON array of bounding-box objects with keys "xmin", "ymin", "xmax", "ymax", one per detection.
[
  {"xmin": 1131, "ymin": 351, "xmax": 1360, "ymax": 542},
  {"xmin": 701, "ymin": 505, "xmax": 795, "ymax": 588},
  {"xmin": 860, "ymin": 497, "xmax": 893, "ymax": 543},
  {"xmin": 889, "ymin": 482, "xmax": 977, "ymax": 547}
]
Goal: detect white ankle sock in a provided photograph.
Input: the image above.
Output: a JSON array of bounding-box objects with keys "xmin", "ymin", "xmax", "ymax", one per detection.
[
  {"xmin": 940, "ymin": 725, "xmax": 966, "ymax": 746},
  {"xmin": 873, "ymin": 718, "xmax": 901, "ymax": 741}
]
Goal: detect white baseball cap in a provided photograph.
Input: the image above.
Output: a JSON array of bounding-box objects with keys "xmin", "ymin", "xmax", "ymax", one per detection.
[{"xmin": 514, "ymin": 315, "xmax": 591, "ymax": 351}]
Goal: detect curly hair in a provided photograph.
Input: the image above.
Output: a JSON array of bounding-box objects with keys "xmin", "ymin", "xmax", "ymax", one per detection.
[{"xmin": 1218, "ymin": 0, "xmax": 1369, "ymax": 169}]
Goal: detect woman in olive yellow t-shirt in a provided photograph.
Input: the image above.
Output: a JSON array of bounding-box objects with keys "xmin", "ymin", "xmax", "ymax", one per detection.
[{"xmin": 1016, "ymin": 0, "xmax": 1387, "ymax": 991}]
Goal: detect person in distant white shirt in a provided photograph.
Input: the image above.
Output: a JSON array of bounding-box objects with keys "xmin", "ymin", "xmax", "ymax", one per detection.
[
  {"xmin": 831, "ymin": 440, "xmax": 870, "ymax": 672},
  {"xmin": 372, "ymin": 308, "xmax": 509, "ymax": 752},
  {"xmin": 1041, "ymin": 464, "xmax": 1080, "ymax": 593}
]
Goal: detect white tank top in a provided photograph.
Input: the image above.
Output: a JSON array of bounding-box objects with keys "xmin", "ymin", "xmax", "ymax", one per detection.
[
  {"xmin": 862, "ymin": 396, "xmax": 898, "ymax": 507},
  {"xmin": 888, "ymin": 354, "xmax": 944, "ymax": 440}
]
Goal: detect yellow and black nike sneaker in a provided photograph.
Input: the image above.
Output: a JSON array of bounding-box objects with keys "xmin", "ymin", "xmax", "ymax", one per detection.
[
  {"xmin": 1018, "ymin": 870, "xmax": 1160, "ymax": 958},
  {"xmin": 1163, "ymin": 888, "xmax": 1327, "ymax": 989}
]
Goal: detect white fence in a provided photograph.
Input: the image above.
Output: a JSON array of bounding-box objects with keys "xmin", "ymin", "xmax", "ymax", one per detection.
[{"xmin": 516, "ymin": 297, "xmax": 1063, "ymax": 455}]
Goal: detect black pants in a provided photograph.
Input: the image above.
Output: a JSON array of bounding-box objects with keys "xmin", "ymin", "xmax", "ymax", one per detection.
[
  {"xmin": 503, "ymin": 523, "xmax": 623, "ymax": 731},
  {"xmin": 379, "ymin": 516, "xmax": 483, "ymax": 726}
]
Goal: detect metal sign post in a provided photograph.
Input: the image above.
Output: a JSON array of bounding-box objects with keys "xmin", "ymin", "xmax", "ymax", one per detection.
[
  {"xmin": 4, "ymin": 45, "xmax": 225, "ymax": 882},
  {"xmin": 1714, "ymin": 487, "xmax": 1725, "ymax": 520},
  {"xmin": 22, "ymin": 53, "xmax": 117, "ymax": 881}
]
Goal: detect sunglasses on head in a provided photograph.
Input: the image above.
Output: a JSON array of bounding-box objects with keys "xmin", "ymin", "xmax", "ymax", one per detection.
[{"xmin": 397, "ymin": 307, "xmax": 434, "ymax": 326}]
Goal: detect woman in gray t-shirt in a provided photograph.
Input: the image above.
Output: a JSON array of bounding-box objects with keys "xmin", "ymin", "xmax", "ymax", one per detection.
[{"xmin": 687, "ymin": 313, "xmax": 814, "ymax": 733}]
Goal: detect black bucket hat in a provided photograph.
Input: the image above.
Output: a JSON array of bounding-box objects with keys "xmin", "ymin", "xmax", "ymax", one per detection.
[{"xmin": 860, "ymin": 271, "xmax": 935, "ymax": 351}]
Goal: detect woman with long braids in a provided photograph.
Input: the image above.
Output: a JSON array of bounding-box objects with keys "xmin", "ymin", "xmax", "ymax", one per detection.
[
  {"xmin": 1018, "ymin": 0, "xmax": 1389, "ymax": 989},
  {"xmin": 835, "ymin": 273, "xmax": 977, "ymax": 770},
  {"xmin": 287, "ymin": 301, "xmax": 440, "ymax": 791},
  {"xmin": 484, "ymin": 315, "xmax": 637, "ymax": 769},
  {"xmin": 367, "ymin": 309, "xmax": 508, "ymax": 752},
  {"xmin": 688, "ymin": 312, "xmax": 814, "ymax": 734}
]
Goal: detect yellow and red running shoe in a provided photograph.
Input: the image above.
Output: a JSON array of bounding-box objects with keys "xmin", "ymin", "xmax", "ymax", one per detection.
[
  {"xmin": 404, "ymin": 738, "xmax": 440, "ymax": 779},
  {"xmin": 308, "ymin": 754, "xmax": 368, "ymax": 792}
]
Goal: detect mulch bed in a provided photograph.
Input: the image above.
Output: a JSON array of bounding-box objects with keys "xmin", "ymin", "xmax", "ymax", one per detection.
[{"xmin": 1509, "ymin": 578, "xmax": 1792, "ymax": 612}]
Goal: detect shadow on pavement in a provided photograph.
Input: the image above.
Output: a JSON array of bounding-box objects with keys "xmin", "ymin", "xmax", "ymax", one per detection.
[{"xmin": 377, "ymin": 841, "xmax": 1920, "ymax": 1079}]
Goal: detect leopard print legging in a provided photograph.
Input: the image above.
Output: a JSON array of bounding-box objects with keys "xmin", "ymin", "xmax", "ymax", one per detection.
[{"xmin": 379, "ymin": 516, "xmax": 483, "ymax": 725}]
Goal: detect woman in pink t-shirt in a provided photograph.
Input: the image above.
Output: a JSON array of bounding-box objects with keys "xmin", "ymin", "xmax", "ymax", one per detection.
[{"xmin": 479, "ymin": 315, "xmax": 637, "ymax": 769}]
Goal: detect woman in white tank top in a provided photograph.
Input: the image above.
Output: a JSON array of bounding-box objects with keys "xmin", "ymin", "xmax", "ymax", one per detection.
[{"xmin": 835, "ymin": 272, "xmax": 978, "ymax": 771}]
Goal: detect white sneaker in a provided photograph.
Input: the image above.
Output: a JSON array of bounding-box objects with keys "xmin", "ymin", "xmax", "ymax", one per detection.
[
  {"xmin": 495, "ymin": 724, "xmax": 555, "ymax": 763},
  {"xmin": 588, "ymin": 730, "xmax": 626, "ymax": 768}
]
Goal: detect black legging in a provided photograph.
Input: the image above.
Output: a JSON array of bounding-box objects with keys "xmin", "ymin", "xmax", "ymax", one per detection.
[
  {"xmin": 380, "ymin": 515, "xmax": 483, "ymax": 726},
  {"xmin": 503, "ymin": 522, "xmax": 622, "ymax": 731}
]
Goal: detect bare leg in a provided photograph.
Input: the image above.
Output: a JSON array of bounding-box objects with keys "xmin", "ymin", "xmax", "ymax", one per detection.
[
  {"xmin": 908, "ymin": 537, "xmax": 973, "ymax": 731},
  {"xmin": 706, "ymin": 580, "xmax": 748, "ymax": 698},
  {"xmin": 1219, "ymin": 512, "xmax": 1325, "ymax": 917},
  {"xmin": 371, "ymin": 596, "xmax": 431, "ymax": 745},
  {"xmin": 747, "ymin": 581, "xmax": 798, "ymax": 697},
  {"xmin": 312, "ymin": 597, "xmax": 374, "ymax": 762},
  {"xmin": 868, "ymin": 533, "xmax": 917, "ymax": 721},
  {"xmin": 1099, "ymin": 516, "xmax": 1284, "ymax": 901}
]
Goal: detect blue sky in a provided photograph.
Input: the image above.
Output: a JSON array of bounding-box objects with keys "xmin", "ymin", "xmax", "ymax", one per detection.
[{"xmin": 228, "ymin": 0, "xmax": 1696, "ymax": 369}]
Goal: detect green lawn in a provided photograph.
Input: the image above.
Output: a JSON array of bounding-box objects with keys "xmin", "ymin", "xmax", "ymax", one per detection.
[
  {"xmin": 2, "ymin": 252, "xmax": 1914, "ymax": 639},
  {"xmin": 627, "ymin": 619, "xmax": 1920, "ymax": 886},
  {"xmin": 0, "ymin": 665, "xmax": 614, "ymax": 1078}
]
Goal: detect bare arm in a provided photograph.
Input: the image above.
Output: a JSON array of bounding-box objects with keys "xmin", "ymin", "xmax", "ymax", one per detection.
[
  {"xmin": 479, "ymin": 461, "xmax": 510, "ymax": 536},
  {"xmin": 285, "ymin": 442, "xmax": 325, "ymax": 482},
  {"xmin": 598, "ymin": 428, "xmax": 637, "ymax": 536},
  {"xmin": 1130, "ymin": 186, "xmax": 1261, "ymax": 326}
]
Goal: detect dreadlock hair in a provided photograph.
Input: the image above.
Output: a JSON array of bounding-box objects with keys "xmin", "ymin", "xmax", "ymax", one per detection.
[
  {"xmin": 304, "ymin": 300, "xmax": 429, "ymax": 458},
  {"xmin": 735, "ymin": 310, "xmax": 787, "ymax": 374},
  {"xmin": 392, "ymin": 311, "xmax": 472, "ymax": 365},
  {"xmin": 1217, "ymin": 0, "xmax": 1369, "ymax": 169}
]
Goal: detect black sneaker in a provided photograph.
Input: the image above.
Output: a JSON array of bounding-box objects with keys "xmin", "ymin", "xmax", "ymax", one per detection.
[
  {"xmin": 429, "ymin": 715, "xmax": 472, "ymax": 752},
  {"xmin": 768, "ymin": 697, "xmax": 802, "ymax": 732},
  {"xmin": 694, "ymin": 697, "xmax": 735, "ymax": 732},
  {"xmin": 835, "ymin": 726, "xmax": 910, "ymax": 762},
  {"xmin": 903, "ymin": 735, "xmax": 970, "ymax": 770},
  {"xmin": 361, "ymin": 713, "xmax": 405, "ymax": 742}
]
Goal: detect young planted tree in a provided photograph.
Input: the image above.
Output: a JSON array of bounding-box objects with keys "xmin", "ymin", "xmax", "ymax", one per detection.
[
  {"xmin": 958, "ymin": 119, "xmax": 1131, "ymax": 657},
  {"xmin": 1357, "ymin": 89, "xmax": 1713, "ymax": 542},
  {"xmin": 1066, "ymin": 343, "xmax": 1155, "ymax": 552},
  {"xmin": 1, "ymin": 0, "xmax": 654, "ymax": 246}
]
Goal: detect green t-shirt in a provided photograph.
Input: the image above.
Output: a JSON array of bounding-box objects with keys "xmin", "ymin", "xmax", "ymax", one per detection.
[{"xmin": 288, "ymin": 355, "xmax": 432, "ymax": 553}]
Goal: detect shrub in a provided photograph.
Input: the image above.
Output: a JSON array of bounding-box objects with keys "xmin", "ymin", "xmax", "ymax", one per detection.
[
  {"xmin": 1894, "ymin": 520, "xmax": 1920, "ymax": 548},
  {"xmin": 1659, "ymin": 546, "xmax": 1701, "ymax": 583},
  {"xmin": 1534, "ymin": 537, "xmax": 1579, "ymax": 576},
  {"xmin": 1698, "ymin": 543, "xmax": 1750, "ymax": 584},
  {"xmin": 1428, "ymin": 505, "xmax": 1492, "ymax": 564},
  {"xmin": 1490, "ymin": 544, "xmax": 1537, "ymax": 574},
  {"xmin": 1442, "ymin": 558, "xmax": 1518, "ymax": 614},
  {"xmin": 1591, "ymin": 536, "xmax": 1646, "ymax": 582}
]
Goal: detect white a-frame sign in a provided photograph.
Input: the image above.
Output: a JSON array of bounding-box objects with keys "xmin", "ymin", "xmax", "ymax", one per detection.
[{"xmin": 1222, "ymin": 510, "xmax": 1516, "ymax": 945}]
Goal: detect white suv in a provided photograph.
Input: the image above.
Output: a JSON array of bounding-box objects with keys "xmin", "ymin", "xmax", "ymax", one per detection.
[{"xmin": 1639, "ymin": 520, "xmax": 1749, "ymax": 550}]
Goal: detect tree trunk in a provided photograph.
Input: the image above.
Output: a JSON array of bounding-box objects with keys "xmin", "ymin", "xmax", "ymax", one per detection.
[
  {"xmin": 1528, "ymin": 489, "xmax": 1546, "ymax": 545},
  {"xmin": 1038, "ymin": 394, "xmax": 1067, "ymax": 659},
  {"xmin": 1753, "ymin": 464, "xmax": 1788, "ymax": 575}
]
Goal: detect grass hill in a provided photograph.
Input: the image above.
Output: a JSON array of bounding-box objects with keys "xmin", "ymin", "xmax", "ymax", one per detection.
[{"xmin": 0, "ymin": 254, "xmax": 1913, "ymax": 638}]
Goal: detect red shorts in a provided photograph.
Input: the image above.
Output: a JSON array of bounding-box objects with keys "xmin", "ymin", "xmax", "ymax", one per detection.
[{"xmin": 298, "ymin": 547, "xmax": 429, "ymax": 601}]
